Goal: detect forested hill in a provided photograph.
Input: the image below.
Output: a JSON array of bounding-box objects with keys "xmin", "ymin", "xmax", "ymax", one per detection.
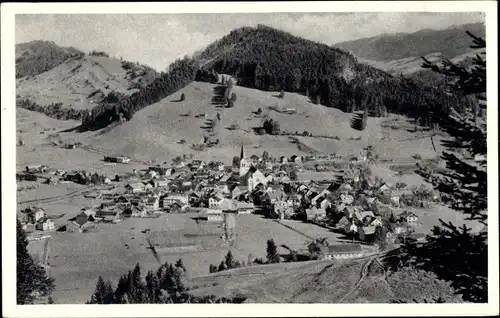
[
  {"xmin": 195, "ymin": 25, "xmax": 461, "ymax": 121},
  {"xmin": 80, "ymin": 25, "xmax": 464, "ymax": 130}
]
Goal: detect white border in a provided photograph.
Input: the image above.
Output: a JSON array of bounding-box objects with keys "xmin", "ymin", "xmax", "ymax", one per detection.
[{"xmin": 2, "ymin": 2, "xmax": 498, "ymax": 317}]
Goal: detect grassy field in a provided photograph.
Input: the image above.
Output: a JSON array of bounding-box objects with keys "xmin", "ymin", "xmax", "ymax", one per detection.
[
  {"xmin": 37, "ymin": 213, "xmax": 341, "ymax": 303},
  {"xmin": 16, "ymin": 80, "xmax": 445, "ymax": 172}
]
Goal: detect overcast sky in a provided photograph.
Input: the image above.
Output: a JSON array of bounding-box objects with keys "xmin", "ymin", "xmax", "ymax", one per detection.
[{"xmin": 16, "ymin": 13, "xmax": 485, "ymax": 71}]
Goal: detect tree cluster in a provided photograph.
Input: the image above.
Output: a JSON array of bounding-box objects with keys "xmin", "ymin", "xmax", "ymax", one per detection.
[
  {"xmin": 17, "ymin": 220, "xmax": 55, "ymax": 304},
  {"xmin": 209, "ymin": 250, "xmax": 245, "ymax": 273},
  {"xmin": 17, "ymin": 98, "xmax": 87, "ymax": 121},
  {"xmin": 82, "ymin": 57, "xmax": 198, "ymax": 130},
  {"xmin": 262, "ymin": 118, "xmax": 280, "ymax": 135},
  {"xmin": 87, "ymin": 259, "xmax": 243, "ymax": 304}
]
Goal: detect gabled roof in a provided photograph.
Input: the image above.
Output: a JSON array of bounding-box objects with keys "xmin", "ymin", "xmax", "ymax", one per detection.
[
  {"xmin": 398, "ymin": 211, "xmax": 418, "ymax": 218},
  {"xmin": 361, "ymin": 226, "xmax": 376, "ymax": 235}
]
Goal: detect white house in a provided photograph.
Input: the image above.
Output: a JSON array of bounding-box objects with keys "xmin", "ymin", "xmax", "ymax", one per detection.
[
  {"xmin": 209, "ymin": 195, "xmax": 224, "ymax": 209},
  {"xmin": 35, "ymin": 218, "xmax": 55, "ymax": 231},
  {"xmin": 144, "ymin": 197, "xmax": 160, "ymax": 212},
  {"xmin": 163, "ymin": 195, "xmax": 188, "ymax": 207},
  {"xmin": 126, "ymin": 182, "xmax": 145, "ymax": 194}
]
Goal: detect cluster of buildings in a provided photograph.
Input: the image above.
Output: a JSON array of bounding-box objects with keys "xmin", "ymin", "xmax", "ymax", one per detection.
[{"xmin": 20, "ymin": 207, "xmax": 55, "ymax": 233}]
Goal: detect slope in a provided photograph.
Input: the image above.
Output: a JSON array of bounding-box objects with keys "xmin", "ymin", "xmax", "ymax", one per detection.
[
  {"xmin": 188, "ymin": 258, "xmax": 462, "ymax": 303},
  {"xmin": 81, "ymin": 80, "xmax": 444, "ymax": 164},
  {"xmin": 16, "ymin": 41, "xmax": 158, "ymax": 111},
  {"xmin": 193, "ymin": 24, "xmax": 460, "ymax": 122}
]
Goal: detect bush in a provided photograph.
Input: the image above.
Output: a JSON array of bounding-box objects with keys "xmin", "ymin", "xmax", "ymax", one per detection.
[
  {"xmin": 230, "ymin": 93, "xmax": 237, "ymax": 101},
  {"xmin": 226, "ymin": 98, "xmax": 234, "ymax": 108},
  {"xmin": 278, "ymin": 90, "xmax": 284, "ymax": 98},
  {"xmin": 180, "ymin": 93, "xmax": 186, "ymax": 101},
  {"xmin": 263, "ymin": 118, "xmax": 280, "ymax": 135}
]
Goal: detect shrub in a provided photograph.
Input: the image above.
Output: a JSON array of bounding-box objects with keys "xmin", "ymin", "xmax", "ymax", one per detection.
[
  {"xmin": 230, "ymin": 93, "xmax": 237, "ymax": 101},
  {"xmin": 180, "ymin": 93, "xmax": 186, "ymax": 101},
  {"xmin": 263, "ymin": 118, "xmax": 280, "ymax": 135},
  {"xmin": 278, "ymin": 90, "xmax": 284, "ymax": 98}
]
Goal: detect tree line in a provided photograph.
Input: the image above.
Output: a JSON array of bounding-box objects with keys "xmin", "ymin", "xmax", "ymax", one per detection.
[{"xmin": 81, "ymin": 56, "xmax": 198, "ymax": 130}]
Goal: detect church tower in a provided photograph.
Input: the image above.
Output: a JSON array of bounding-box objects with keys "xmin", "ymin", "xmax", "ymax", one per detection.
[{"xmin": 239, "ymin": 144, "xmax": 250, "ymax": 177}]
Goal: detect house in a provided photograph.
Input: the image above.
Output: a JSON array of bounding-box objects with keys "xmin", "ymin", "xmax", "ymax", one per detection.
[
  {"xmin": 219, "ymin": 184, "xmax": 232, "ymax": 197},
  {"xmin": 335, "ymin": 216, "xmax": 352, "ymax": 232},
  {"xmin": 353, "ymin": 211, "xmax": 375, "ymax": 224},
  {"xmin": 290, "ymin": 155, "xmax": 302, "ymax": 164},
  {"xmin": 398, "ymin": 211, "xmax": 419, "ymax": 227},
  {"xmin": 340, "ymin": 193, "xmax": 355, "ymax": 205},
  {"xmin": 317, "ymin": 197, "xmax": 332, "ymax": 210},
  {"xmin": 306, "ymin": 206, "xmax": 327, "ymax": 221},
  {"xmin": 209, "ymin": 194, "xmax": 224, "ymax": 209},
  {"xmin": 370, "ymin": 217, "xmax": 383, "ymax": 228},
  {"xmin": 264, "ymin": 172, "xmax": 276, "ymax": 184},
  {"xmin": 342, "ymin": 206, "xmax": 361, "ymax": 218},
  {"xmin": 163, "ymin": 195, "xmax": 188, "ymax": 207},
  {"xmin": 327, "ymin": 244, "xmax": 364, "ymax": 260},
  {"xmin": 126, "ymin": 182, "xmax": 145, "ymax": 194},
  {"xmin": 67, "ymin": 212, "xmax": 95, "ymax": 233},
  {"xmin": 307, "ymin": 242, "xmax": 363, "ymax": 260},
  {"xmin": 218, "ymin": 174, "xmax": 231, "ymax": 185},
  {"xmin": 249, "ymin": 154, "xmax": 260, "ymax": 163},
  {"xmin": 274, "ymin": 200, "xmax": 294, "ymax": 218},
  {"xmin": 358, "ymin": 226, "xmax": 376, "ymax": 241},
  {"xmin": 153, "ymin": 178, "xmax": 169, "ymax": 188},
  {"xmin": 311, "ymin": 189, "xmax": 331, "ymax": 205},
  {"xmin": 116, "ymin": 156, "xmax": 131, "ymax": 164},
  {"xmin": 123, "ymin": 206, "xmax": 146, "ymax": 218},
  {"xmin": 188, "ymin": 192, "xmax": 202, "ymax": 204},
  {"xmin": 22, "ymin": 207, "xmax": 46, "ymax": 224},
  {"xmin": 35, "ymin": 218, "xmax": 55, "ymax": 231},
  {"xmin": 231, "ymin": 185, "xmax": 248, "ymax": 200},
  {"xmin": 145, "ymin": 170, "xmax": 159, "ymax": 179},
  {"xmin": 144, "ymin": 197, "xmax": 160, "ymax": 212},
  {"xmin": 181, "ymin": 181, "xmax": 193, "ymax": 188}
]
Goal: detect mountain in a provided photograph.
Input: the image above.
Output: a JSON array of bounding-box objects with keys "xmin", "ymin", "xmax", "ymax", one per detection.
[
  {"xmin": 336, "ymin": 22, "xmax": 485, "ymax": 62},
  {"xmin": 15, "ymin": 41, "xmax": 159, "ymax": 112}
]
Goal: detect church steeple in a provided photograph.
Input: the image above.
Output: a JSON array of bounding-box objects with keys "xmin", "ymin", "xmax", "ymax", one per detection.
[{"xmin": 240, "ymin": 143, "xmax": 245, "ymax": 160}]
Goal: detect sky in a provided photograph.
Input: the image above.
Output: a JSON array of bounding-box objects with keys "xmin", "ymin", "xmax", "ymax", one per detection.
[{"xmin": 16, "ymin": 12, "xmax": 485, "ymax": 71}]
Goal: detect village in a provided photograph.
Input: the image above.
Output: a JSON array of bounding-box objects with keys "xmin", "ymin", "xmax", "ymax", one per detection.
[{"xmin": 18, "ymin": 141, "xmax": 438, "ymax": 264}]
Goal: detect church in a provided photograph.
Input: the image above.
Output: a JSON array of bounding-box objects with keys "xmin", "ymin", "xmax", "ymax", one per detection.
[{"xmin": 238, "ymin": 144, "xmax": 267, "ymax": 192}]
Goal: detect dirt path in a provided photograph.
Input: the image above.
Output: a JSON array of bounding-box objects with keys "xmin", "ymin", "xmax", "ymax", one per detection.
[{"xmin": 338, "ymin": 258, "xmax": 374, "ymax": 303}]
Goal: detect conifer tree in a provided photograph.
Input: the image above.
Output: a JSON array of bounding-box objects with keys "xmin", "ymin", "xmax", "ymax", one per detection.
[
  {"xmin": 266, "ymin": 239, "xmax": 280, "ymax": 264},
  {"xmin": 17, "ymin": 219, "xmax": 55, "ymax": 304},
  {"xmin": 394, "ymin": 31, "xmax": 488, "ymax": 303},
  {"xmin": 224, "ymin": 250, "xmax": 235, "ymax": 269}
]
